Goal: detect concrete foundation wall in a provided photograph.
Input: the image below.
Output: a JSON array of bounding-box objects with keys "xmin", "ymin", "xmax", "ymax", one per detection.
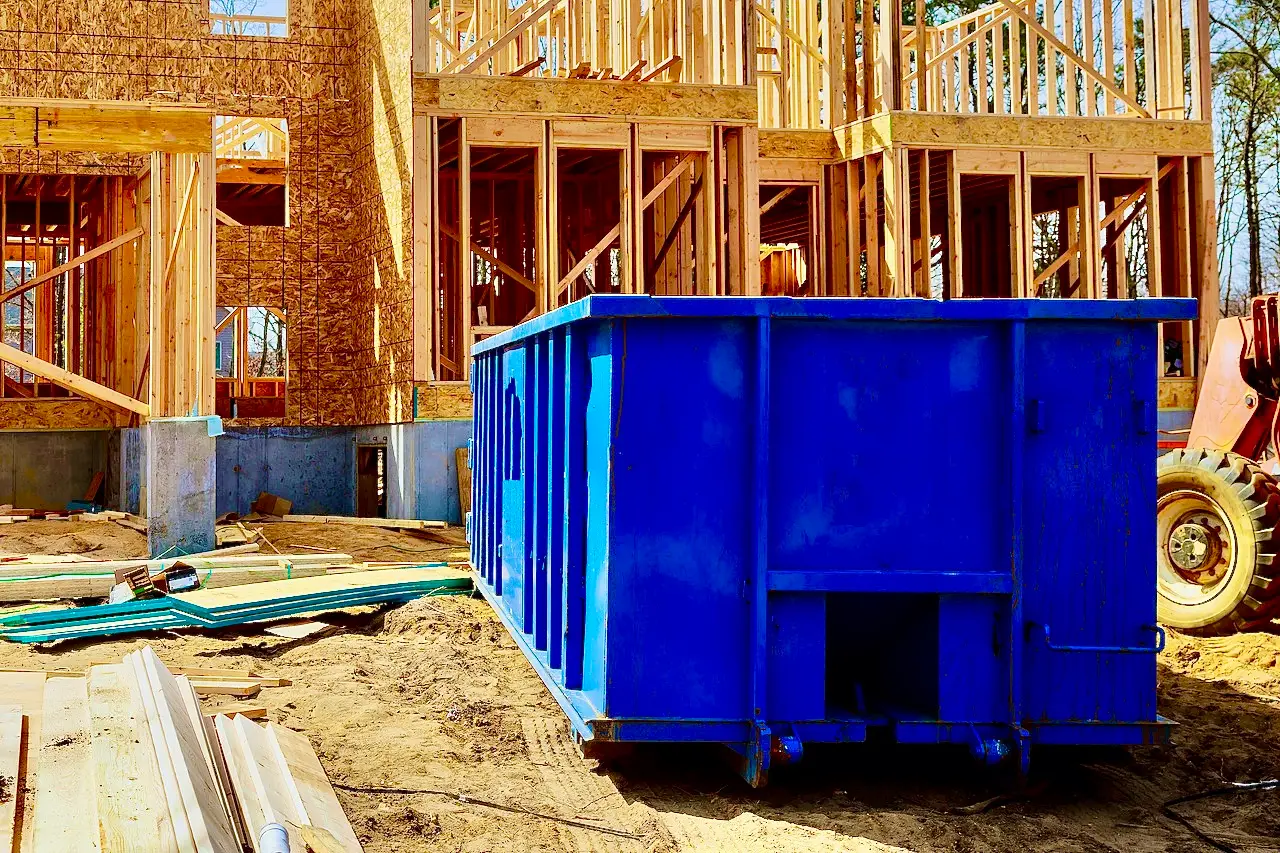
[
  {"xmin": 214, "ymin": 421, "xmax": 471, "ymax": 523},
  {"xmin": 0, "ymin": 431, "xmax": 109, "ymax": 510},
  {"xmin": 109, "ymin": 427, "xmax": 147, "ymax": 516},
  {"xmin": 356, "ymin": 419, "xmax": 471, "ymax": 524},
  {"xmin": 216, "ymin": 427, "xmax": 357, "ymax": 517}
]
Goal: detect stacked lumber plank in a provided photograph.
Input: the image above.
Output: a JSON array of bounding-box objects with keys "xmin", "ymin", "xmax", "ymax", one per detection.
[
  {"xmin": 0, "ymin": 647, "xmax": 363, "ymax": 852},
  {"xmin": 0, "ymin": 552, "xmax": 357, "ymax": 602},
  {"xmin": 0, "ymin": 566, "xmax": 473, "ymax": 643},
  {"xmin": 280, "ymin": 514, "xmax": 448, "ymax": 530},
  {"xmin": 0, "ymin": 664, "xmax": 292, "ymax": 699}
]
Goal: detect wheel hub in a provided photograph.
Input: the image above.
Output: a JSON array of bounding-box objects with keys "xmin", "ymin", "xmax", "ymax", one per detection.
[
  {"xmin": 1160, "ymin": 503, "xmax": 1230, "ymax": 587},
  {"xmin": 1169, "ymin": 522, "xmax": 1213, "ymax": 570}
]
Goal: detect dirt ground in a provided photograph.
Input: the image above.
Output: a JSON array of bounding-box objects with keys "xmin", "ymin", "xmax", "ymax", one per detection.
[
  {"xmin": 0, "ymin": 518, "xmax": 470, "ymax": 563},
  {"xmin": 0, "ymin": 523, "xmax": 1278, "ymax": 852}
]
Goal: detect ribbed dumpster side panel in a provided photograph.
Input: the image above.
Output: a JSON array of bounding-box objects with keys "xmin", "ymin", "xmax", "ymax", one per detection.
[{"xmin": 469, "ymin": 296, "xmax": 1196, "ymax": 783}]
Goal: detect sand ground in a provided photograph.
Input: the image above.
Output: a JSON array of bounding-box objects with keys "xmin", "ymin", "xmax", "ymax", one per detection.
[{"xmin": 1, "ymin": 521, "xmax": 1277, "ymax": 852}]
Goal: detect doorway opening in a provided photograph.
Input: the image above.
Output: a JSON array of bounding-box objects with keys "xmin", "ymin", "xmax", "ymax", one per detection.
[{"xmin": 356, "ymin": 445, "xmax": 387, "ymax": 518}]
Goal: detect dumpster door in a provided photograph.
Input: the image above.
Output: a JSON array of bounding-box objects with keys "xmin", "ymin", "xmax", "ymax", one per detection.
[{"xmin": 1021, "ymin": 322, "xmax": 1159, "ymax": 730}]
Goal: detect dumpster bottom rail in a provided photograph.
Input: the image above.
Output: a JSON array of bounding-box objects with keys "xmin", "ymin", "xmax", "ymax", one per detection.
[{"xmin": 474, "ymin": 576, "xmax": 1174, "ymax": 787}]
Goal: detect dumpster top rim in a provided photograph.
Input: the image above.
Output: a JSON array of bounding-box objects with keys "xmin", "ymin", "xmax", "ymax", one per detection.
[{"xmin": 470, "ymin": 295, "xmax": 1198, "ymax": 356}]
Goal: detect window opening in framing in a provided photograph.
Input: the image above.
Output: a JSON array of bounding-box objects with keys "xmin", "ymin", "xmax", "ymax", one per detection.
[
  {"xmin": 760, "ymin": 183, "xmax": 815, "ymax": 296},
  {"xmin": 215, "ymin": 306, "xmax": 287, "ymax": 419},
  {"xmin": 210, "ymin": 0, "xmax": 288, "ymax": 37},
  {"xmin": 470, "ymin": 146, "xmax": 539, "ymax": 333},
  {"xmin": 215, "ymin": 116, "xmax": 288, "ymax": 226}
]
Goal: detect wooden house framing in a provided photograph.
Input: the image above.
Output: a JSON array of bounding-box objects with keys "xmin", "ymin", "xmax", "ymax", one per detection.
[{"xmin": 0, "ymin": 0, "xmax": 1215, "ymax": 434}]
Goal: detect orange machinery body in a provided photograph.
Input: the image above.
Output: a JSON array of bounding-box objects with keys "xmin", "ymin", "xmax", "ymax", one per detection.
[{"xmin": 1187, "ymin": 295, "xmax": 1280, "ymax": 472}]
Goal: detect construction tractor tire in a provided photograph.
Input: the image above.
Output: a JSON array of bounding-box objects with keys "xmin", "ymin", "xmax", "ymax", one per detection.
[{"xmin": 1157, "ymin": 448, "xmax": 1280, "ymax": 634}]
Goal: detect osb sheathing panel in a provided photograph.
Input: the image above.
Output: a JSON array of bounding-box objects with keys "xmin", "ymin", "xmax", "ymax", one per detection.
[
  {"xmin": 345, "ymin": 0, "xmax": 414, "ymax": 425},
  {"xmin": 0, "ymin": 399, "xmax": 118, "ymax": 430},
  {"xmin": 0, "ymin": 0, "xmax": 409, "ymax": 427},
  {"xmin": 414, "ymin": 383, "xmax": 472, "ymax": 420}
]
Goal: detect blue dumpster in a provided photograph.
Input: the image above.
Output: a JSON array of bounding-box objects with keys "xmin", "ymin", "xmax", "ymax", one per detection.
[{"xmin": 469, "ymin": 295, "xmax": 1197, "ymax": 785}]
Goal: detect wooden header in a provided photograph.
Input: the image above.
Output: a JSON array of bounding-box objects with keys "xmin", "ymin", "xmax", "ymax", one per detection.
[
  {"xmin": 413, "ymin": 75, "xmax": 757, "ymax": 123},
  {"xmin": 0, "ymin": 99, "xmax": 213, "ymax": 154},
  {"xmin": 759, "ymin": 129, "xmax": 842, "ymax": 161},
  {"xmin": 835, "ymin": 112, "xmax": 1215, "ymax": 160}
]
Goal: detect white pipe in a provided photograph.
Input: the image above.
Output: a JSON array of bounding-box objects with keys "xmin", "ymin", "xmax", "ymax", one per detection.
[{"xmin": 258, "ymin": 823, "xmax": 290, "ymax": 853}]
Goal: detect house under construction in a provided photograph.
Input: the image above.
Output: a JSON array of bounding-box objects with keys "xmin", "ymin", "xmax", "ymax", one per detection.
[{"xmin": 0, "ymin": 0, "xmax": 1216, "ymax": 550}]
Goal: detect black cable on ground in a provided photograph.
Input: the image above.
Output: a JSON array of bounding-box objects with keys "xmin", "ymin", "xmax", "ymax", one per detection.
[
  {"xmin": 331, "ymin": 782, "xmax": 640, "ymax": 839},
  {"xmin": 1161, "ymin": 779, "xmax": 1279, "ymax": 853}
]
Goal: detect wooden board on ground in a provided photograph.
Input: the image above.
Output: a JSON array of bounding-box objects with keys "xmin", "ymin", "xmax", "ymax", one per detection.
[
  {"xmin": 114, "ymin": 516, "xmax": 148, "ymax": 533},
  {"xmin": 127, "ymin": 652, "xmax": 198, "ymax": 851},
  {"xmin": 190, "ymin": 681, "xmax": 262, "ymax": 698},
  {"xmin": 0, "ymin": 562, "xmax": 329, "ymax": 603},
  {"xmin": 175, "ymin": 675, "xmax": 247, "ymax": 852},
  {"xmin": 174, "ymin": 566, "xmax": 469, "ymax": 611},
  {"xmin": 201, "ymin": 704, "xmax": 266, "ymax": 720},
  {"xmin": 0, "ymin": 706, "xmax": 21, "ymax": 853},
  {"xmin": 280, "ymin": 515, "xmax": 447, "ymax": 530},
  {"xmin": 0, "ymin": 671, "xmax": 46, "ymax": 851},
  {"xmin": 133, "ymin": 648, "xmax": 240, "ymax": 853},
  {"xmin": 0, "ymin": 649, "xmax": 363, "ymax": 851},
  {"xmin": 32, "ymin": 675, "xmax": 100, "ymax": 852},
  {"xmin": 217, "ymin": 714, "xmax": 307, "ymax": 852},
  {"xmin": 264, "ymin": 619, "xmax": 336, "ymax": 640},
  {"xmin": 86, "ymin": 664, "xmax": 179, "ymax": 852},
  {"xmin": 270, "ymin": 723, "xmax": 363, "ymax": 852}
]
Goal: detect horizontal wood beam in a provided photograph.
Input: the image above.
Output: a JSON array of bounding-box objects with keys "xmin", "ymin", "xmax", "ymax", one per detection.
[
  {"xmin": 415, "ymin": 75, "xmax": 757, "ymax": 123},
  {"xmin": 1, "ymin": 227, "xmax": 144, "ymax": 303},
  {"xmin": 0, "ymin": 342, "xmax": 149, "ymax": 416},
  {"xmin": 0, "ymin": 398, "xmax": 119, "ymax": 431},
  {"xmin": 0, "ymin": 98, "xmax": 212, "ymax": 153},
  {"xmin": 216, "ymin": 161, "xmax": 286, "ymax": 185},
  {"xmin": 835, "ymin": 113, "xmax": 1213, "ymax": 160}
]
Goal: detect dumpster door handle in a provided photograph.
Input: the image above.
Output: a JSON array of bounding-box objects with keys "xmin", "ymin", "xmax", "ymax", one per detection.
[{"xmin": 1030, "ymin": 622, "xmax": 1165, "ymax": 654}]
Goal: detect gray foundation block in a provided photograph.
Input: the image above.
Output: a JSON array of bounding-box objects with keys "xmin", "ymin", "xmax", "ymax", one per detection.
[{"xmin": 147, "ymin": 417, "xmax": 218, "ymax": 557}]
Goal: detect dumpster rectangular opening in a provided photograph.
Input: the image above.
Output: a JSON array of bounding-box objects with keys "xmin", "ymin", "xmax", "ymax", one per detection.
[{"xmin": 826, "ymin": 594, "xmax": 940, "ymax": 721}]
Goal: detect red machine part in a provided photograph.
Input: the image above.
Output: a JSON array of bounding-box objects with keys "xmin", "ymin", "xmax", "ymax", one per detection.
[{"xmin": 1187, "ymin": 298, "xmax": 1280, "ymax": 468}]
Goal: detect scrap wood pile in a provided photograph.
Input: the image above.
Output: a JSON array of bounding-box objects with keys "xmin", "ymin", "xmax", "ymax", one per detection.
[
  {"xmin": 0, "ymin": 647, "xmax": 362, "ymax": 852},
  {"xmin": 0, "ymin": 566, "xmax": 473, "ymax": 643},
  {"xmin": 0, "ymin": 508, "xmax": 145, "ymax": 528},
  {"xmin": 0, "ymin": 505, "xmax": 472, "ymax": 643}
]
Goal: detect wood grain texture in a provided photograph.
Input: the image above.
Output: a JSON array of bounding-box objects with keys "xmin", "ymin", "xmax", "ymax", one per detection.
[
  {"xmin": 32, "ymin": 676, "xmax": 100, "ymax": 852},
  {"xmin": 222, "ymin": 714, "xmax": 307, "ymax": 852},
  {"xmin": 135, "ymin": 649, "xmax": 240, "ymax": 853},
  {"xmin": 0, "ymin": 399, "xmax": 118, "ymax": 430},
  {"xmin": 0, "ymin": 671, "xmax": 45, "ymax": 851},
  {"xmin": 174, "ymin": 566, "xmax": 469, "ymax": 610},
  {"xmin": 269, "ymin": 724, "xmax": 363, "ymax": 852},
  {"xmin": 86, "ymin": 664, "xmax": 179, "ymax": 853},
  {"xmin": 414, "ymin": 75, "xmax": 758, "ymax": 122},
  {"xmin": 0, "ymin": 706, "xmax": 21, "ymax": 853},
  {"xmin": 127, "ymin": 652, "xmax": 198, "ymax": 852}
]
